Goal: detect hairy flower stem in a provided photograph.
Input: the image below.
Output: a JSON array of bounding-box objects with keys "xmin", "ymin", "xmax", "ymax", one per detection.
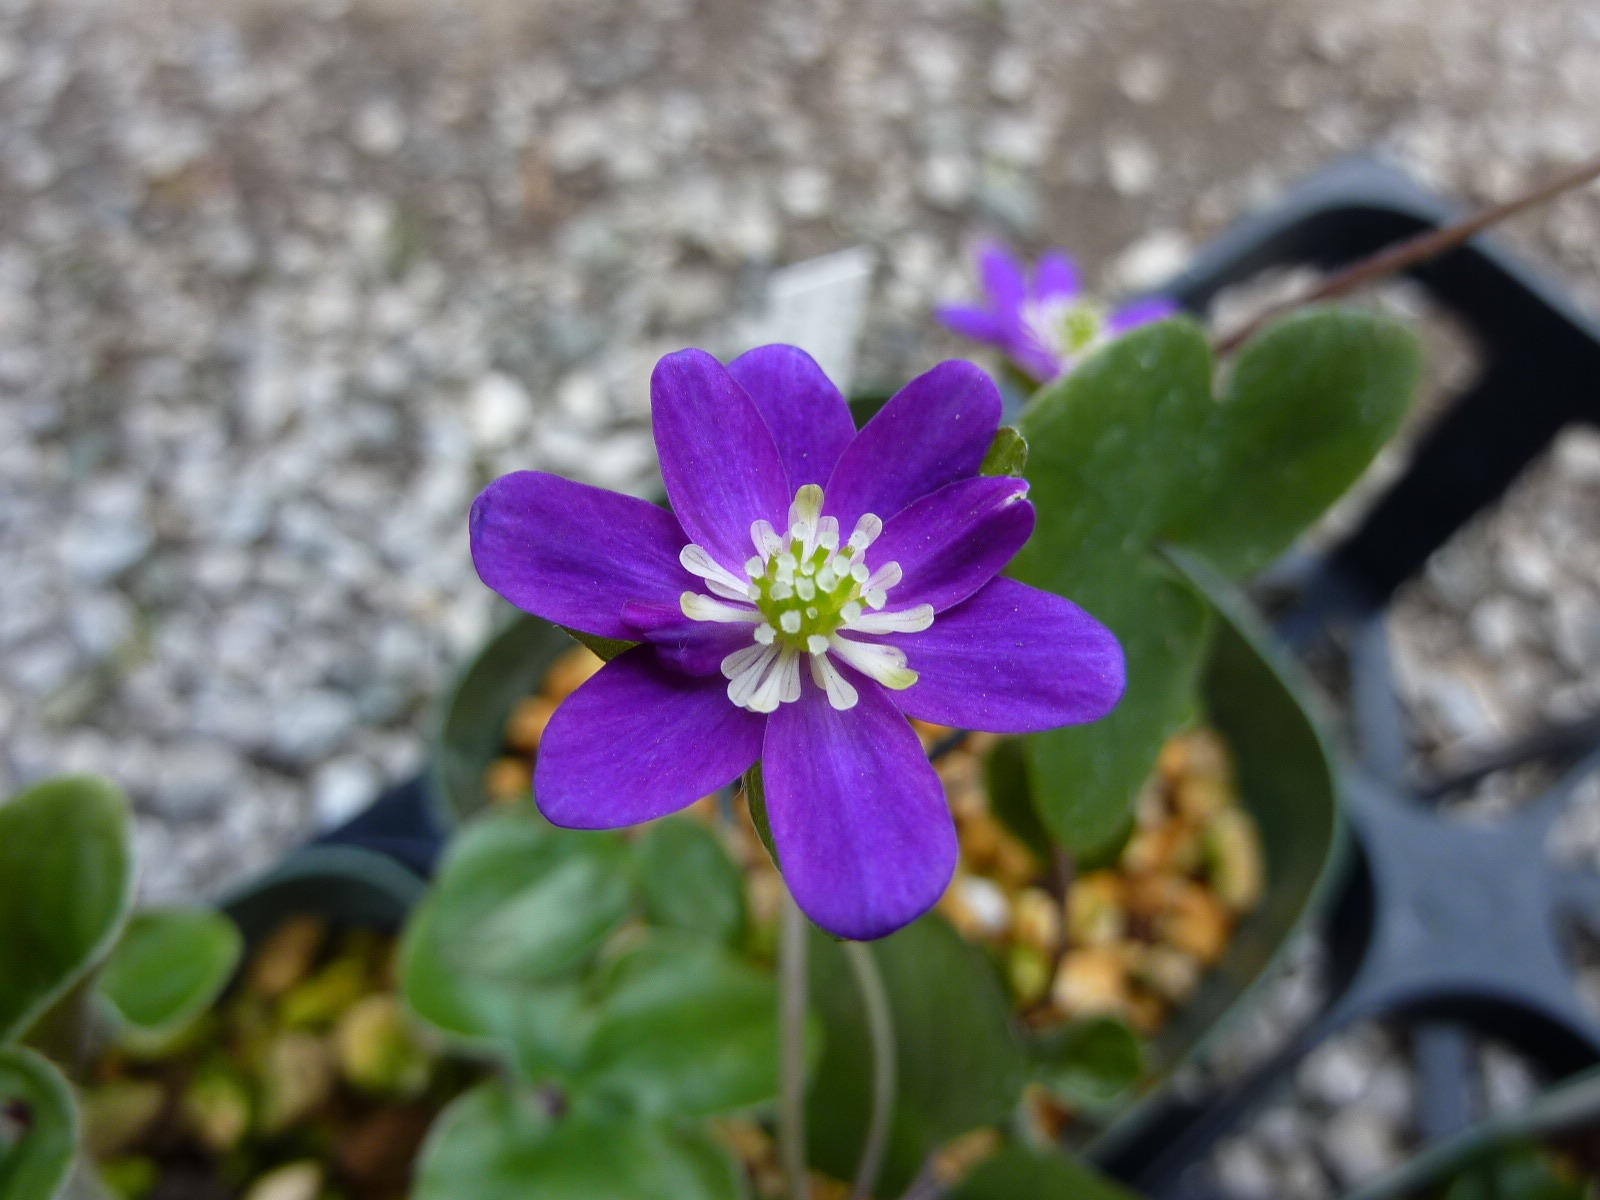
[
  {"xmin": 843, "ymin": 941, "xmax": 897, "ymax": 1200},
  {"xmin": 779, "ymin": 890, "xmax": 810, "ymax": 1200},
  {"xmin": 1215, "ymin": 150, "xmax": 1600, "ymax": 356}
]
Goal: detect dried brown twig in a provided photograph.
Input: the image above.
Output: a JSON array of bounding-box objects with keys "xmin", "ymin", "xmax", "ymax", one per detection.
[{"xmin": 1214, "ymin": 152, "xmax": 1600, "ymax": 356}]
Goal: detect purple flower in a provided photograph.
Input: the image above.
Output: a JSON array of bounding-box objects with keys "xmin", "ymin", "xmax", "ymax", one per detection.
[
  {"xmin": 469, "ymin": 345, "xmax": 1124, "ymax": 940},
  {"xmin": 936, "ymin": 242, "xmax": 1180, "ymax": 384}
]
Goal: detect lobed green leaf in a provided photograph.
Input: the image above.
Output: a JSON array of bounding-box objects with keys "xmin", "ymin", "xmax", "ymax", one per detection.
[
  {"xmin": 805, "ymin": 915, "xmax": 1027, "ymax": 1197},
  {"xmin": 98, "ymin": 909, "xmax": 242, "ymax": 1038},
  {"xmin": 1015, "ymin": 311, "xmax": 1417, "ymax": 854},
  {"xmin": 635, "ymin": 818, "xmax": 747, "ymax": 947},
  {"xmin": 414, "ymin": 1080, "xmax": 747, "ymax": 1200},
  {"xmin": 1028, "ymin": 1016, "xmax": 1143, "ymax": 1112},
  {"xmin": 0, "ymin": 1046, "xmax": 77, "ymax": 1200},
  {"xmin": 0, "ymin": 777, "xmax": 135, "ymax": 1044}
]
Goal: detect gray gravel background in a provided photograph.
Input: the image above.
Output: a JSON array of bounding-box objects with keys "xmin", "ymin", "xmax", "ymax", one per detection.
[{"xmin": 3, "ymin": 0, "xmax": 1600, "ymax": 1194}]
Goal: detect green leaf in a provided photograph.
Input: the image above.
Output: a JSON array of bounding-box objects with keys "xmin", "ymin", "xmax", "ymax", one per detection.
[
  {"xmin": 1442, "ymin": 1144, "xmax": 1586, "ymax": 1200},
  {"xmin": 982, "ymin": 739, "xmax": 1052, "ymax": 863},
  {"xmin": 741, "ymin": 763, "xmax": 779, "ymax": 870},
  {"xmin": 980, "ymin": 426, "xmax": 1028, "ymax": 477},
  {"xmin": 400, "ymin": 808, "xmax": 633, "ymax": 1081},
  {"xmin": 806, "ymin": 915, "xmax": 1027, "ymax": 1197},
  {"xmin": 414, "ymin": 1080, "xmax": 747, "ymax": 1200},
  {"xmin": 1029, "ymin": 1016, "xmax": 1142, "ymax": 1111},
  {"xmin": 1015, "ymin": 311, "xmax": 1416, "ymax": 855},
  {"xmin": 635, "ymin": 819, "xmax": 747, "ymax": 946},
  {"xmin": 1015, "ymin": 320, "xmax": 1216, "ymax": 856},
  {"xmin": 98, "ymin": 910, "xmax": 242, "ymax": 1037},
  {"xmin": 0, "ymin": 777, "xmax": 135, "ymax": 1044},
  {"xmin": 1170, "ymin": 308, "xmax": 1420, "ymax": 576},
  {"xmin": 0, "ymin": 1046, "xmax": 77, "ymax": 1200},
  {"xmin": 559, "ymin": 626, "xmax": 638, "ymax": 663},
  {"xmin": 400, "ymin": 893, "xmax": 595, "ymax": 1082},
  {"xmin": 945, "ymin": 1143, "xmax": 1141, "ymax": 1200},
  {"xmin": 428, "ymin": 809, "xmax": 633, "ymax": 986},
  {"xmin": 574, "ymin": 932, "xmax": 782, "ymax": 1120}
]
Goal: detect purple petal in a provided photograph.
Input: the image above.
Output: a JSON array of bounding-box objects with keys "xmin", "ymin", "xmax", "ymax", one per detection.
[
  {"xmin": 823, "ymin": 360, "xmax": 1002, "ymax": 530},
  {"xmin": 935, "ymin": 303, "xmax": 1013, "ymax": 347},
  {"xmin": 653, "ymin": 348, "xmax": 792, "ymax": 574},
  {"xmin": 1011, "ymin": 340, "xmax": 1064, "ymax": 385},
  {"xmin": 1107, "ymin": 296, "xmax": 1181, "ymax": 335},
  {"xmin": 534, "ymin": 647, "xmax": 765, "ymax": 828},
  {"xmin": 1033, "ymin": 252, "xmax": 1082, "ymax": 303},
  {"xmin": 977, "ymin": 242, "xmax": 1028, "ymax": 315},
  {"xmin": 470, "ymin": 471, "xmax": 692, "ymax": 642},
  {"xmin": 887, "ymin": 577, "xmax": 1125, "ymax": 733},
  {"xmin": 727, "ymin": 344, "xmax": 856, "ymax": 491},
  {"xmin": 868, "ymin": 476, "xmax": 1034, "ymax": 613},
  {"xmin": 763, "ymin": 676, "xmax": 956, "ymax": 940},
  {"xmin": 622, "ymin": 599, "xmax": 753, "ymax": 677}
]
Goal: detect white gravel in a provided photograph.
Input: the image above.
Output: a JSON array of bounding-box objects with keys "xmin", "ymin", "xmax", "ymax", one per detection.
[{"xmin": 3, "ymin": 0, "xmax": 1600, "ymax": 1188}]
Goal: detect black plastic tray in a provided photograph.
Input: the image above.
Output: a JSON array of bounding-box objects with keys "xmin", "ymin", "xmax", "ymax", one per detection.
[{"xmin": 1090, "ymin": 155, "xmax": 1600, "ymax": 1199}]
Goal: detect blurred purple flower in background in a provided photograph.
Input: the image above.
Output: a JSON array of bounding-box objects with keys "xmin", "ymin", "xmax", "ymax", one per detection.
[
  {"xmin": 937, "ymin": 241, "xmax": 1180, "ymax": 384},
  {"xmin": 470, "ymin": 345, "xmax": 1124, "ymax": 940}
]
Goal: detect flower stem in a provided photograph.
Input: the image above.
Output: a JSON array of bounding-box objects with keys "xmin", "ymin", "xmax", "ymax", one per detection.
[
  {"xmin": 1215, "ymin": 150, "xmax": 1600, "ymax": 356},
  {"xmin": 843, "ymin": 941, "xmax": 897, "ymax": 1200},
  {"xmin": 779, "ymin": 889, "xmax": 810, "ymax": 1200}
]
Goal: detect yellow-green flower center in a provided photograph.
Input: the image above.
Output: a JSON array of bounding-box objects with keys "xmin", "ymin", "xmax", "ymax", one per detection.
[{"xmin": 676, "ymin": 483, "xmax": 934, "ymax": 714}]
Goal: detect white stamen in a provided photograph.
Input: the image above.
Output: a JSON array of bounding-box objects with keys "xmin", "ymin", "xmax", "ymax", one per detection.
[
  {"xmin": 828, "ymin": 635, "xmax": 919, "ymax": 690},
  {"xmin": 686, "ymin": 485, "xmax": 934, "ymax": 713},
  {"xmin": 747, "ymin": 647, "xmax": 800, "ymax": 713},
  {"xmin": 680, "ymin": 593, "xmax": 763, "ymax": 624},
  {"xmin": 787, "ymin": 484, "xmax": 824, "ymax": 556},
  {"xmin": 727, "ymin": 644, "xmax": 779, "ymax": 708},
  {"xmin": 847, "ymin": 513, "xmax": 883, "ymax": 553},
  {"xmin": 680, "ymin": 544, "xmax": 750, "ymax": 595},
  {"xmin": 863, "ymin": 562, "xmax": 902, "ymax": 610},
  {"xmin": 809, "ymin": 652, "xmax": 860, "ymax": 710},
  {"xmin": 750, "ymin": 519, "xmax": 784, "ymax": 561},
  {"xmin": 721, "ymin": 641, "xmax": 773, "ymax": 680},
  {"xmin": 710, "ymin": 578, "xmax": 759, "ymax": 602},
  {"xmin": 845, "ymin": 603, "xmax": 936, "ymax": 635}
]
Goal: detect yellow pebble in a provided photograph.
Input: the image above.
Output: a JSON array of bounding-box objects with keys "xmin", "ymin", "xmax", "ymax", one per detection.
[
  {"xmin": 1066, "ymin": 872, "xmax": 1126, "ymax": 946},
  {"xmin": 484, "ymin": 756, "xmax": 532, "ymax": 804},
  {"xmin": 1011, "ymin": 887, "xmax": 1062, "ymax": 954},
  {"xmin": 1052, "ymin": 946, "xmax": 1131, "ymax": 1018},
  {"xmin": 542, "ymin": 645, "xmax": 603, "ymax": 700},
  {"xmin": 505, "ymin": 695, "xmax": 558, "ymax": 752},
  {"xmin": 1206, "ymin": 807, "xmax": 1265, "ymax": 912}
]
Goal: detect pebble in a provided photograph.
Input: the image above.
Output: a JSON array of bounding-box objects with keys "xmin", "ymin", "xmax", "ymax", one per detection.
[
  {"xmin": 467, "ymin": 372, "xmax": 535, "ymax": 449},
  {"xmin": 2, "ymin": 9, "xmax": 1597, "ymax": 1193}
]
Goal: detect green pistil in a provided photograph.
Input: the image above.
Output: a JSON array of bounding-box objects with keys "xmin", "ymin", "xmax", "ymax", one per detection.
[
  {"xmin": 1059, "ymin": 301, "xmax": 1107, "ymax": 355},
  {"xmin": 751, "ymin": 539, "xmax": 863, "ymax": 649}
]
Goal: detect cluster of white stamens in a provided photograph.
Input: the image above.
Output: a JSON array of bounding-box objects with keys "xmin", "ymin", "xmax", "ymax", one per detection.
[
  {"xmin": 679, "ymin": 484, "xmax": 933, "ymax": 713},
  {"xmin": 1020, "ymin": 294, "xmax": 1108, "ymax": 361}
]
